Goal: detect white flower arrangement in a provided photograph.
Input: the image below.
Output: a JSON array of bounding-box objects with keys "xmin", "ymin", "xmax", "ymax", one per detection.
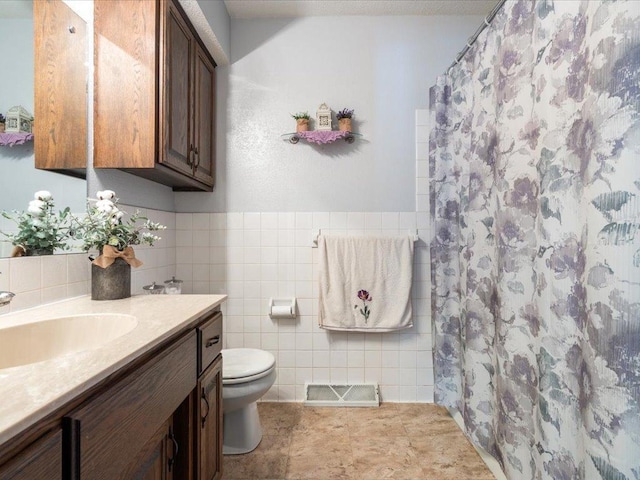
[
  {"xmin": 74, "ymin": 190, "xmax": 166, "ymax": 253},
  {"xmin": 0, "ymin": 191, "xmax": 72, "ymax": 255}
]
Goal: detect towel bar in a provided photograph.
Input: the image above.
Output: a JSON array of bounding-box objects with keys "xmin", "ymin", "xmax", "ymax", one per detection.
[{"xmin": 311, "ymin": 229, "xmax": 420, "ymax": 248}]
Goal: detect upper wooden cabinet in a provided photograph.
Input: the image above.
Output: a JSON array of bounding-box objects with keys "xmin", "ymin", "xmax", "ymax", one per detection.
[
  {"xmin": 94, "ymin": 0, "xmax": 216, "ymax": 191},
  {"xmin": 192, "ymin": 44, "xmax": 216, "ymax": 187},
  {"xmin": 34, "ymin": 0, "xmax": 88, "ymax": 175}
]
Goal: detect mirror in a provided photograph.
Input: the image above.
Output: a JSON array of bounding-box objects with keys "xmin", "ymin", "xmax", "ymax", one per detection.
[{"xmin": 0, "ymin": 0, "xmax": 87, "ymax": 257}]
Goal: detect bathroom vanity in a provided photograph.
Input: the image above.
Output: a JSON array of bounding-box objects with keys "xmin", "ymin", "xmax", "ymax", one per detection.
[{"xmin": 0, "ymin": 294, "xmax": 226, "ymax": 480}]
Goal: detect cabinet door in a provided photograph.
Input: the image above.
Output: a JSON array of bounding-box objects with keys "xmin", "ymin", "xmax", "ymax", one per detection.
[
  {"xmin": 192, "ymin": 43, "xmax": 216, "ymax": 187},
  {"xmin": 163, "ymin": 0, "xmax": 194, "ymax": 176},
  {"xmin": 65, "ymin": 332, "xmax": 196, "ymax": 480},
  {"xmin": 34, "ymin": 0, "xmax": 87, "ymax": 171},
  {"xmin": 94, "ymin": 0, "xmax": 157, "ymax": 168},
  {"xmin": 0, "ymin": 429, "xmax": 62, "ymax": 480},
  {"xmin": 123, "ymin": 417, "xmax": 175, "ymax": 480},
  {"xmin": 197, "ymin": 355, "xmax": 223, "ymax": 480}
]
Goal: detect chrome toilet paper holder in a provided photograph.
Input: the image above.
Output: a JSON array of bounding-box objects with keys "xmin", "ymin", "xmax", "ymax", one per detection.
[{"xmin": 269, "ymin": 298, "xmax": 297, "ymax": 319}]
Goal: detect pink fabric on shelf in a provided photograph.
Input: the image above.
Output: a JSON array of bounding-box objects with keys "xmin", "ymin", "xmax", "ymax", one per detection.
[
  {"xmin": 0, "ymin": 132, "xmax": 34, "ymax": 147},
  {"xmin": 297, "ymin": 130, "xmax": 350, "ymax": 144}
]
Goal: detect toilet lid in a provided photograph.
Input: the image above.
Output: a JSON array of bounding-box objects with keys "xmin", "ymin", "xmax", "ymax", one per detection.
[{"xmin": 222, "ymin": 348, "xmax": 276, "ymax": 380}]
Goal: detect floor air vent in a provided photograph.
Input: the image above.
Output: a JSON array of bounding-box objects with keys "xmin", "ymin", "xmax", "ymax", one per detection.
[{"xmin": 304, "ymin": 383, "xmax": 380, "ymax": 407}]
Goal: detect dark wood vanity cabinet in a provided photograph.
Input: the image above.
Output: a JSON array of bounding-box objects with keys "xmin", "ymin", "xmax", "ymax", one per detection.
[
  {"xmin": 197, "ymin": 357, "xmax": 223, "ymax": 480},
  {"xmin": 0, "ymin": 429, "xmax": 62, "ymax": 480},
  {"xmin": 0, "ymin": 310, "xmax": 223, "ymax": 480},
  {"xmin": 64, "ymin": 331, "xmax": 196, "ymax": 479},
  {"xmin": 197, "ymin": 313, "xmax": 224, "ymax": 480},
  {"xmin": 127, "ymin": 417, "xmax": 175, "ymax": 480},
  {"xmin": 94, "ymin": 0, "xmax": 216, "ymax": 191}
]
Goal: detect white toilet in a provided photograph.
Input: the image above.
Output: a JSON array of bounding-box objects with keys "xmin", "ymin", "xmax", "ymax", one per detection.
[{"xmin": 221, "ymin": 348, "xmax": 277, "ymax": 455}]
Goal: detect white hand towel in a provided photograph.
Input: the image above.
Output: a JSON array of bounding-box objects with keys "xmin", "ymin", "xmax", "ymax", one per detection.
[{"xmin": 318, "ymin": 235, "xmax": 414, "ymax": 332}]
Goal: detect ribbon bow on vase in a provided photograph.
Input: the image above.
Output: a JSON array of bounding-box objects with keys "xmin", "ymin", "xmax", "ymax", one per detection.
[{"xmin": 93, "ymin": 245, "xmax": 144, "ymax": 269}]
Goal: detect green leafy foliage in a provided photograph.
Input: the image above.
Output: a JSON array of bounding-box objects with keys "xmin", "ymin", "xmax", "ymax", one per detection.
[
  {"xmin": 291, "ymin": 111, "xmax": 310, "ymax": 120},
  {"xmin": 73, "ymin": 190, "xmax": 166, "ymax": 252},
  {"xmin": 0, "ymin": 191, "xmax": 72, "ymax": 254}
]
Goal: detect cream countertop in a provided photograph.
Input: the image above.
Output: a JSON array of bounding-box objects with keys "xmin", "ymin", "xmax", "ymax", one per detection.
[{"xmin": 0, "ymin": 294, "xmax": 227, "ymax": 445}]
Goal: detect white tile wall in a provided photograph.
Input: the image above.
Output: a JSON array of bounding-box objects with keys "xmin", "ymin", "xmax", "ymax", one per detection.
[
  {"xmin": 169, "ymin": 110, "xmax": 435, "ymax": 403},
  {"xmin": 0, "ymin": 206, "xmax": 177, "ymax": 316},
  {"xmin": 176, "ymin": 211, "xmax": 434, "ymax": 403},
  {"xmin": 0, "ymin": 253, "xmax": 90, "ymax": 315},
  {"xmin": 126, "ymin": 206, "xmax": 177, "ymax": 295}
]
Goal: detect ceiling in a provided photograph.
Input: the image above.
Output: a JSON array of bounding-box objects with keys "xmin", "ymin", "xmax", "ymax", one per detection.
[
  {"xmin": 1, "ymin": 0, "xmax": 498, "ymax": 20},
  {"xmin": 224, "ymin": 0, "xmax": 500, "ymax": 19}
]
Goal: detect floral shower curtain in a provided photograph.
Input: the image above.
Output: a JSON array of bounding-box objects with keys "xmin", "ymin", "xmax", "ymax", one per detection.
[{"xmin": 430, "ymin": 1, "xmax": 640, "ymax": 479}]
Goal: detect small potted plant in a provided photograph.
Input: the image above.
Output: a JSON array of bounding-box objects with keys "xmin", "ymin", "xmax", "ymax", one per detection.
[
  {"xmin": 73, "ymin": 190, "xmax": 166, "ymax": 300},
  {"xmin": 0, "ymin": 191, "xmax": 73, "ymax": 256},
  {"xmin": 336, "ymin": 108, "xmax": 354, "ymax": 132},
  {"xmin": 291, "ymin": 111, "xmax": 310, "ymax": 133},
  {"xmin": 0, "ymin": 114, "xmax": 5, "ymax": 133}
]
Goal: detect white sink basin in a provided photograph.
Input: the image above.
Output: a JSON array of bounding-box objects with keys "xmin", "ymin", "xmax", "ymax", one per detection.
[{"xmin": 0, "ymin": 314, "xmax": 138, "ymax": 370}]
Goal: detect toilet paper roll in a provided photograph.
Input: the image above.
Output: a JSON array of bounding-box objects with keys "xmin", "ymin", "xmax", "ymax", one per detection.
[{"xmin": 270, "ymin": 305, "xmax": 293, "ymax": 318}]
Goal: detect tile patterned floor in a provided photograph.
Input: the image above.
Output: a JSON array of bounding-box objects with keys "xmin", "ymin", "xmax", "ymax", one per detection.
[{"xmin": 222, "ymin": 403, "xmax": 496, "ymax": 480}]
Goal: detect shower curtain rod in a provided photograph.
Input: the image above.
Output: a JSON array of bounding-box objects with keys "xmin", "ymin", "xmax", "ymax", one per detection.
[{"xmin": 446, "ymin": 0, "xmax": 507, "ymax": 73}]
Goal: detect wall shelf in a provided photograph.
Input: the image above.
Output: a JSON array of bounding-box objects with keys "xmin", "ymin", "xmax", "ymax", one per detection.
[
  {"xmin": 281, "ymin": 130, "xmax": 362, "ymax": 145},
  {"xmin": 0, "ymin": 132, "xmax": 34, "ymax": 147}
]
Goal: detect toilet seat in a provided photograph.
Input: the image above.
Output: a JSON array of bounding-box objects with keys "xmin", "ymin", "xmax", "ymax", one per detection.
[{"xmin": 222, "ymin": 348, "xmax": 276, "ymax": 385}]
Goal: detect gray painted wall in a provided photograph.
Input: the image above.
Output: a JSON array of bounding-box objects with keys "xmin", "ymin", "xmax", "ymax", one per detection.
[
  {"xmin": 196, "ymin": 0, "xmax": 231, "ymax": 61},
  {"xmin": 87, "ymin": 169, "xmax": 176, "ymax": 212},
  {"xmin": 4, "ymin": 9, "xmax": 480, "ymax": 215},
  {"xmin": 175, "ymin": 15, "xmax": 481, "ymax": 213}
]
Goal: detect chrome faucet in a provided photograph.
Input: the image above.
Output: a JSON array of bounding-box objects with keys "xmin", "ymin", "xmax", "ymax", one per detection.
[
  {"xmin": 0, "ymin": 272, "xmax": 15, "ymax": 306},
  {"xmin": 0, "ymin": 291, "xmax": 14, "ymax": 306}
]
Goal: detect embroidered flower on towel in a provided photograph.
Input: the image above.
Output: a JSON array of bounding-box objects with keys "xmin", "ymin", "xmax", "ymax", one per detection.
[{"xmin": 354, "ymin": 289, "xmax": 372, "ymax": 323}]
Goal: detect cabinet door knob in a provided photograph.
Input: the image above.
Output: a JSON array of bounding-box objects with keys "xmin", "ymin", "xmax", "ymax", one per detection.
[
  {"xmin": 201, "ymin": 387, "xmax": 210, "ymax": 428},
  {"xmin": 205, "ymin": 335, "xmax": 220, "ymax": 348},
  {"xmin": 168, "ymin": 425, "xmax": 179, "ymax": 472},
  {"xmin": 188, "ymin": 144, "xmax": 194, "ymax": 166},
  {"xmin": 193, "ymin": 146, "xmax": 200, "ymax": 170}
]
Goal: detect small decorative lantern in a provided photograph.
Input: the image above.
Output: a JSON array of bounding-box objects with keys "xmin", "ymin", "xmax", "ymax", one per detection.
[
  {"xmin": 5, "ymin": 106, "xmax": 33, "ymax": 133},
  {"xmin": 316, "ymin": 103, "xmax": 332, "ymax": 131}
]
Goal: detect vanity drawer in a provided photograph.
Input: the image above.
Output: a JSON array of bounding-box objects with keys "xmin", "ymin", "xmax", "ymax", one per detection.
[{"xmin": 198, "ymin": 312, "xmax": 222, "ymax": 374}]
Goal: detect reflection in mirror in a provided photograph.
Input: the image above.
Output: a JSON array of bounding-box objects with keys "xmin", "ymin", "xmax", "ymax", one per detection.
[{"xmin": 0, "ymin": 0, "xmax": 87, "ymax": 258}]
